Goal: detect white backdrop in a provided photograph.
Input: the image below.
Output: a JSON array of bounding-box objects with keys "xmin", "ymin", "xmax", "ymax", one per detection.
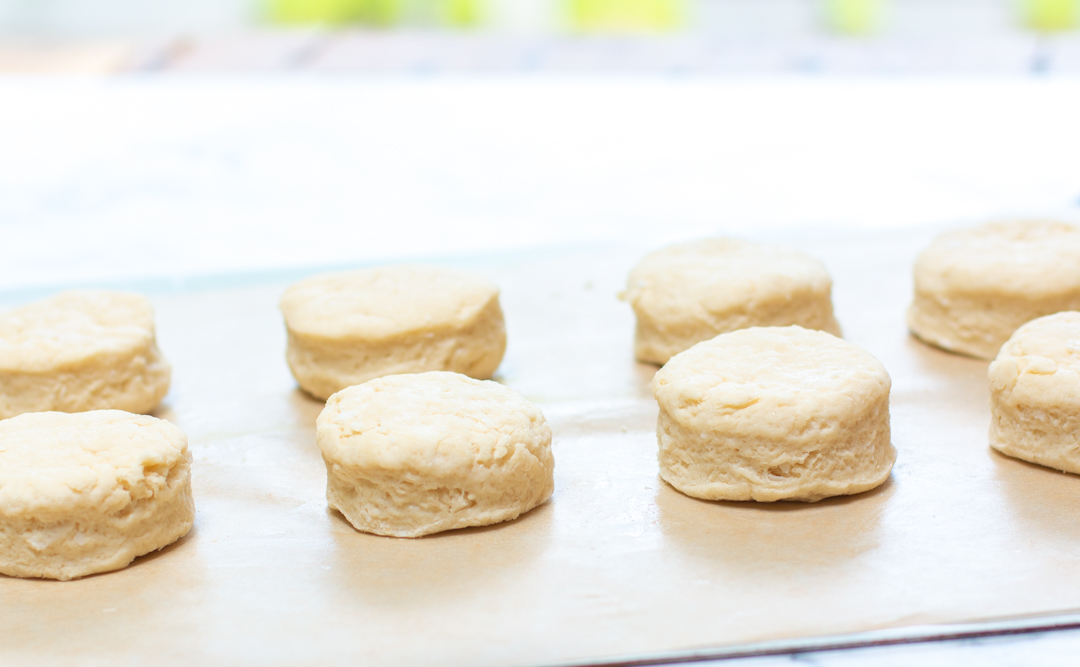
[{"xmin": 0, "ymin": 75, "xmax": 1078, "ymax": 292}]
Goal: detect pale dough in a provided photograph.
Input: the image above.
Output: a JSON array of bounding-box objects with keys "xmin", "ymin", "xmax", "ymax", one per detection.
[
  {"xmin": 316, "ymin": 372, "xmax": 554, "ymax": 537},
  {"xmin": 622, "ymin": 238, "xmax": 842, "ymax": 365},
  {"xmin": 281, "ymin": 266, "xmax": 507, "ymax": 400},
  {"xmin": 652, "ymin": 326, "xmax": 894, "ymax": 502},
  {"xmin": 0, "ymin": 410, "xmax": 194, "ymax": 580},
  {"xmin": 908, "ymin": 220, "xmax": 1080, "ymax": 360},
  {"xmin": 989, "ymin": 312, "xmax": 1080, "ymax": 474},
  {"xmin": 0, "ymin": 290, "xmax": 171, "ymax": 420}
]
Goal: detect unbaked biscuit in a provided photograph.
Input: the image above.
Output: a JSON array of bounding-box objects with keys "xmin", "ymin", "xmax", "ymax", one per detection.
[
  {"xmin": 908, "ymin": 220, "xmax": 1080, "ymax": 360},
  {"xmin": 622, "ymin": 238, "xmax": 841, "ymax": 365},
  {"xmin": 652, "ymin": 326, "xmax": 894, "ymax": 502},
  {"xmin": 989, "ymin": 312, "xmax": 1080, "ymax": 474},
  {"xmin": 0, "ymin": 291, "xmax": 171, "ymax": 420},
  {"xmin": 0, "ymin": 410, "xmax": 194, "ymax": 580},
  {"xmin": 317, "ymin": 372, "xmax": 554, "ymax": 537},
  {"xmin": 281, "ymin": 266, "xmax": 506, "ymax": 400}
]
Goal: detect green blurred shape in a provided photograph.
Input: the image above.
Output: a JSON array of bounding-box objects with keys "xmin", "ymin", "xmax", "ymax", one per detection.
[
  {"xmin": 445, "ymin": 0, "xmax": 482, "ymax": 26},
  {"xmin": 1024, "ymin": 0, "xmax": 1079, "ymax": 31},
  {"xmin": 267, "ymin": 0, "xmax": 403, "ymax": 25},
  {"xmin": 824, "ymin": 0, "xmax": 882, "ymax": 35},
  {"xmin": 567, "ymin": 0, "xmax": 683, "ymax": 32},
  {"xmin": 361, "ymin": 0, "xmax": 404, "ymax": 24}
]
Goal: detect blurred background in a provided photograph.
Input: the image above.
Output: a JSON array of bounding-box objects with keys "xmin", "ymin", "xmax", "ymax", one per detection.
[
  {"xmin": 0, "ymin": 0, "xmax": 1078, "ymax": 73},
  {"xmin": 1, "ymin": 0, "xmax": 1078, "ymax": 293}
]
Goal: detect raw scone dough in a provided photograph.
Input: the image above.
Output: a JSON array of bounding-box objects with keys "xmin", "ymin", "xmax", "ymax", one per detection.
[
  {"xmin": 908, "ymin": 220, "xmax": 1080, "ymax": 360},
  {"xmin": 622, "ymin": 238, "xmax": 842, "ymax": 365},
  {"xmin": 989, "ymin": 312, "xmax": 1080, "ymax": 474},
  {"xmin": 652, "ymin": 326, "xmax": 894, "ymax": 502},
  {"xmin": 316, "ymin": 372, "xmax": 554, "ymax": 537},
  {"xmin": 281, "ymin": 266, "xmax": 507, "ymax": 400},
  {"xmin": 0, "ymin": 291, "xmax": 171, "ymax": 421},
  {"xmin": 0, "ymin": 410, "xmax": 194, "ymax": 580}
]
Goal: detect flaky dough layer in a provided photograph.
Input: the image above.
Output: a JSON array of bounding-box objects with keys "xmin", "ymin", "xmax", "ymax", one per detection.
[
  {"xmin": 0, "ymin": 411, "xmax": 194, "ymax": 580},
  {"xmin": 652, "ymin": 326, "xmax": 894, "ymax": 502},
  {"xmin": 317, "ymin": 372, "xmax": 554, "ymax": 537},
  {"xmin": 989, "ymin": 312, "xmax": 1080, "ymax": 474},
  {"xmin": 622, "ymin": 238, "xmax": 841, "ymax": 365},
  {"xmin": 908, "ymin": 220, "xmax": 1080, "ymax": 360},
  {"xmin": 281, "ymin": 266, "xmax": 506, "ymax": 400},
  {"xmin": 0, "ymin": 291, "xmax": 171, "ymax": 420}
]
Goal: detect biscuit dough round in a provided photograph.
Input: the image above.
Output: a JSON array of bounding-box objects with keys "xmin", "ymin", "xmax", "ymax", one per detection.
[
  {"xmin": 989, "ymin": 312, "xmax": 1080, "ymax": 474},
  {"xmin": 0, "ymin": 290, "xmax": 171, "ymax": 421},
  {"xmin": 317, "ymin": 372, "xmax": 554, "ymax": 537},
  {"xmin": 622, "ymin": 239, "xmax": 842, "ymax": 365},
  {"xmin": 0, "ymin": 410, "xmax": 194, "ymax": 580},
  {"xmin": 281, "ymin": 266, "xmax": 507, "ymax": 400},
  {"xmin": 652, "ymin": 326, "xmax": 894, "ymax": 502},
  {"xmin": 908, "ymin": 220, "xmax": 1080, "ymax": 360}
]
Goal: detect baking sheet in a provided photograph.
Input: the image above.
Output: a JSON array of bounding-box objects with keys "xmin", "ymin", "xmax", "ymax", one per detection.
[{"xmin": 4, "ymin": 228, "xmax": 1080, "ymax": 666}]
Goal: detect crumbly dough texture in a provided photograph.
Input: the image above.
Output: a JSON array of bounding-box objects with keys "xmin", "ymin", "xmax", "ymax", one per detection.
[
  {"xmin": 0, "ymin": 410, "xmax": 194, "ymax": 580},
  {"xmin": 317, "ymin": 372, "xmax": 554, "ymax": 537},
  {"xmin": 281, "ymin": 266, "xmax": 507, "ymax": 400},
  {"xmin": 908, "ymin": 220, "xmax": 1080, "ymax": 360},
  {"xmin": 989, "ymin": 312, "xmax": 1080, "ymax": 474},
  {"xmin": 622, "ymin": 238, "xmax": 842, "ymax": 365},
  {"xmin": 0, "ymin": 290, "xmax": 171, "ymax": 420},
  {"xmin": 652, "ymin": 326, "xmax": 894, "ymax": 502}
]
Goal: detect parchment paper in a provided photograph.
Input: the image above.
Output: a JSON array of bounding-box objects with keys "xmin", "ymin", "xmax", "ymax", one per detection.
[{"xmin": 4, "ymin": 228, "xmax": 1080, "ymax": 666}]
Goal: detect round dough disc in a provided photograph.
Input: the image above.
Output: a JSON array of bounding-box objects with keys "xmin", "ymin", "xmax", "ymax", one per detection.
[
  {"xmin": 989, "ymin": 311, "xmax": 1080, "ymax": 474},
  {"xmin": 652, "ymin": 326, "xmax": 894, "ymax": 502},
  {"xmin": 0, "ymin": 410, "xmax": 194, "ymax": 580},
  {"xmin": 0, "ymin": 290, "xmax": 171, "ymax": 420},
  {"xmin": 908, "ymin": 220, "xmax": 1080, "ymax": 360},
  {"xmin": 281, "ymin": 266, "xmax": 507, "ymax": 400},
  {"xmin": 316, "ymin": 372, "xmax": 554, "ymax": 537},
  {"xmin": 622, "ymin": 238, "xmax": 841, "ymax": 365}
]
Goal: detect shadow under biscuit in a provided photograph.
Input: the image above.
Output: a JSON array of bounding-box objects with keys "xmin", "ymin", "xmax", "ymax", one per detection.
[
  {"xmin": 322, "ymin": 498, "xmax": 555, "ymax": 609},
  {"xmin": 655, "ymin": 473, "xmax": 894, "ymax": 571},
  {"xmin": 991, "ymin": 447, "xmax": 1080, "ymax": 543},
  {"xmin": 0, "ymin": 525, "xmax": 208, "ymax": 662},
  {"xmin": 286, "ymin": 387, "xmax": 325, "ymax": 428}
]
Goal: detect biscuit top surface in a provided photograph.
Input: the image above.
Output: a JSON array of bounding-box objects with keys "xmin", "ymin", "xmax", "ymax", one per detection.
[
  {"xmin": 994, "ymin": 312, "xmax": 1080, "ymax": 374},
  {"xmin": 652, "ymin": 326, "xmax": 889, "ymax": 432},
  {"xmin": 623, "ymin": 238, "xmax": 832, "ymax": 317},
  {"xmin": 0, "ymin": 291, "xmax": 157, "ymax": 373},
  {"xmin": 914, "ymin": 220, "xmax": 1080, "ymax": 297},
  {"xmin": 317, "ymin": 372, "xmax": 549, "ymax": 471},
  {"xmin": 281, "ymin": 266, "xmax": 500, "ymax": 340},
  {"xmin": 0, "ymin": 410, "xmax": 188, "ymax": 517}
]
